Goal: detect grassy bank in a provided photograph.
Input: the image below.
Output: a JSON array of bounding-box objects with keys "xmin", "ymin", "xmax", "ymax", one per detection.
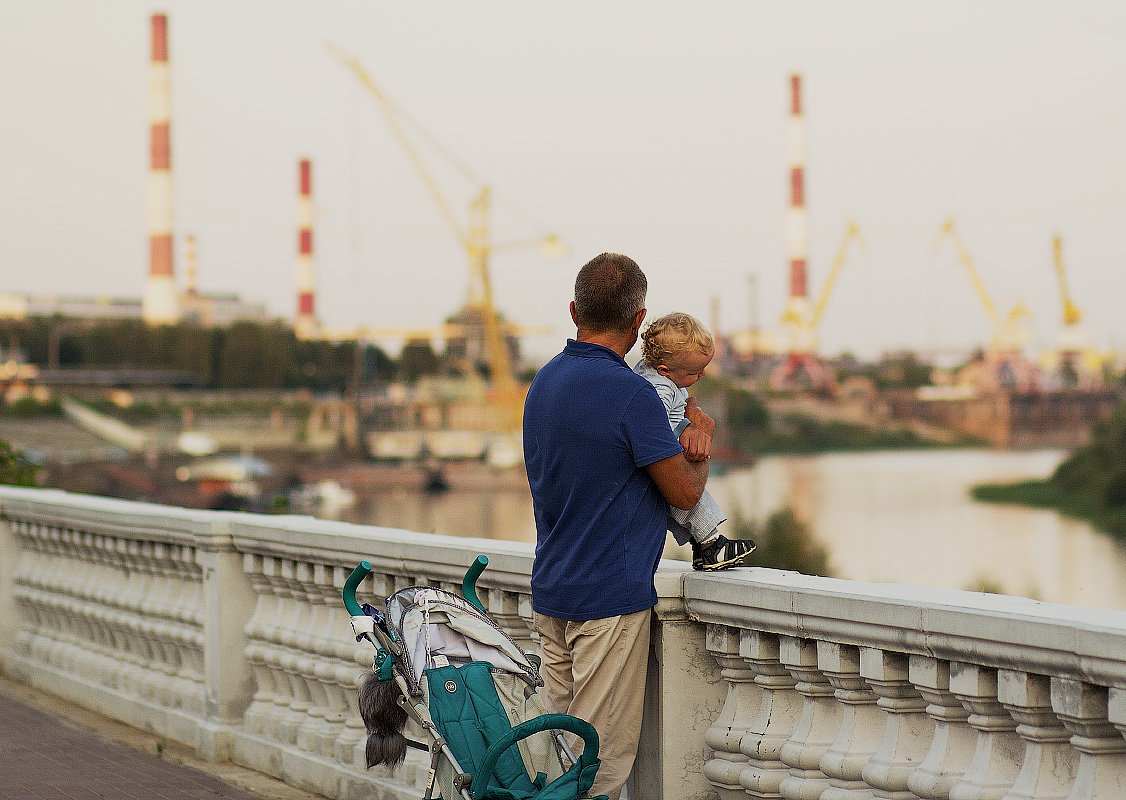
[
  {"xmin": 740, "ymin": 412, "xmax": 964, "ymax": 455},
  {"xmin": 972, "ymin": 478, "xmax": 1126, "ymax": 537},
  {"xmin": 972, "ymin": 402, "xmax": 1126, "ymax": 538}
]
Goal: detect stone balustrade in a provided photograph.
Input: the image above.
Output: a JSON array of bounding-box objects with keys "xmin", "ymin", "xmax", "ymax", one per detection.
[
  {"xmin": 3, "ymin": 486, "xmax": 1126, "ymax": 800},
  {"xmin": 687, "ymin": 569, "xmax": 1126, "ymax": 799}
]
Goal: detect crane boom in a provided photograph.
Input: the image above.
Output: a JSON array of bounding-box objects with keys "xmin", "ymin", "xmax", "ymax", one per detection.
[
  {"xmin": 1053, "ymin": 234, "xmax": 1083, "ymax": 327},
  {"xmin": 811, "ymin": 220, "xmax": 865, "ymax": 328},
  {"xmin": 327, "ymin": 45, "xmax": 469, "ymax": 252},
  {"xmin": 328, "ymin": 45, "xmax": 566, "ymax": 430},
  {"xmin": 933, "ymin": 218, "xmax": 1000, "ymax": 326}
]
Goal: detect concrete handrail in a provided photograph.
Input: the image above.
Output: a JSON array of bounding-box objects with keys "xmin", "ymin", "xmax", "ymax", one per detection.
[{"xmin": 3, "ymin": 486, "xmax": 1126, "ymax": 799}]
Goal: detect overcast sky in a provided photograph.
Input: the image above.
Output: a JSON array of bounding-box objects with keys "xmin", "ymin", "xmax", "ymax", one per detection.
[{"xmin": 2, "ymin": 2, "xmax": 1124, "ymax": 362}]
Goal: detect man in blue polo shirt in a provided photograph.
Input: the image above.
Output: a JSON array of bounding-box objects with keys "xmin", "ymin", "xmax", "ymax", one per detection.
[{"xmin": 523, "ymin": 252, "xmax": 713, "ymax": 800}]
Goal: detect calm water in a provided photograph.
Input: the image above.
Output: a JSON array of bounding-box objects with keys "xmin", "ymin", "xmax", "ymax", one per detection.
[{"xmin": 331, "ymin": 449, "xmax": 1126, "ymax": 610}]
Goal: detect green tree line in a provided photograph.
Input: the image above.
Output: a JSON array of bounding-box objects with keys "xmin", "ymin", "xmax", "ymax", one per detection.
[
  {"xmin": 973, "ymin": 402, "xmax": 1126, "ymax": 537},
  {"xmin": 0, "ymin": 318, "xmax": 396, "ymax": 392}
]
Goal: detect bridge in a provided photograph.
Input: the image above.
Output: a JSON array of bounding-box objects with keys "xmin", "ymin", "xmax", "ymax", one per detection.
[{"xmin": 2, "ymin": 487, "xmax": 1125, "ymax": 799}]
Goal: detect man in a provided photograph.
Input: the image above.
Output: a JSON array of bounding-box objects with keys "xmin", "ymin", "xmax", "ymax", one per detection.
[{"xmin": 522, "ymin": 252, "xmax": 713, "ymax": 800}]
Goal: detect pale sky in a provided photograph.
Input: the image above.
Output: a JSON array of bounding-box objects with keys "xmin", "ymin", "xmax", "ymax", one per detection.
[{"xmin": 2, "ymin": 2, "xmax": 1124, "ymax": 363}]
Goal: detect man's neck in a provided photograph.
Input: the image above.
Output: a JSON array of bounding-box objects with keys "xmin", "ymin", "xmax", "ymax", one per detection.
[{"xmin": 576, "ymin": 330, "xmax": 634, "ymax": 359}]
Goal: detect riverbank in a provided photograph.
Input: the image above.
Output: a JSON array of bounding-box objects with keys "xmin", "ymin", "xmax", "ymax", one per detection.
[
  {"xmin": 971, "ymin": 404, "xmax": 1126, "ymax": 539},
  {"xmin": 972, "ymin": 478, "xmax": 1126, "ymax": 538}
]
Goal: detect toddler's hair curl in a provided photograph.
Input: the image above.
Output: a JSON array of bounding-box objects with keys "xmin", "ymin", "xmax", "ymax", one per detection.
[{"xmin": 640, "ymin": 312, "xmax": 714, "ymax": 368}]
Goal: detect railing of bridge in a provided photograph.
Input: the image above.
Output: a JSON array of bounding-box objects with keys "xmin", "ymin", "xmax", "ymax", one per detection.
[
  {"xmin": 685, "ymin": 569, "xmax": 1126, "ymax": 799},
  {"xmin": 3, "ymin": 487, "xmax": 1126, "ymax": 800}
]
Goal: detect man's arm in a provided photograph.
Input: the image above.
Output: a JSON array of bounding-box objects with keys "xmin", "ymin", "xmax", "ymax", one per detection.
[{"xmin": 645, "ymin": 452, "xmax": 708, "ymax": 510}]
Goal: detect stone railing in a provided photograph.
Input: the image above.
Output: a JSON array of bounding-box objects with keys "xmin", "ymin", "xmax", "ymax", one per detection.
[
  {"xmin": 686, "ymin": 569, "xmax": 1126, "ymax": 800},
  {"xmin": 3, "ymin": 487, "xmax": 1126, "ymax": 800}
]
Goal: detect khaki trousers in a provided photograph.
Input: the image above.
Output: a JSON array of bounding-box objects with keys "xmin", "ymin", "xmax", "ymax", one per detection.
[{"xmin": 533, "ymin": 608, "xmax": 652, "ymax": 800}]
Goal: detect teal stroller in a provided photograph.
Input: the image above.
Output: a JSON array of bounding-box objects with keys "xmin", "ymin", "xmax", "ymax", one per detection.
[{"xmin": 343, "ymin": 557, "xmax": 607, "ymax": 800}]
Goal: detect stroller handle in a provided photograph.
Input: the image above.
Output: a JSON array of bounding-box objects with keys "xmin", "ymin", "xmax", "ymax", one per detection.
[
  {"xmin": 342, "ymin": 560, "xmax": 372, "ymax": 615},
  {"xmin": 471, "ymin": 713, "xmax": 600, "ymax": 800},
  {"xmin": 344, "ymin": 556, "xmax": 489, "ymax": 616},
  {"xmin": 462, "ymin": 555, "xmax": 489, "ymax": 613}
]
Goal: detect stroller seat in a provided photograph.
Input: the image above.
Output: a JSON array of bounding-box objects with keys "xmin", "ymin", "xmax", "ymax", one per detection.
[{"xmin": 426, "ymin": 661, "xmax": 600, "ymax": 800}]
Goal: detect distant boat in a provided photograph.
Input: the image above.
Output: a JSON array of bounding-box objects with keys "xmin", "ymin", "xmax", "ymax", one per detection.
[
  {"xmin": 177, "ymin": 430, "xmax": 219, "ymax": 456},
  {"xmin": 289, "ymin": 479, "xmax": 357, "ymax": 512}
]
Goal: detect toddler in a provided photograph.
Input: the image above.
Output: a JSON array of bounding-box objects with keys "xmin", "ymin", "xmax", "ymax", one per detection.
[{"xmin": 634, "ymin": 312, "xmax": 756, "ymax": 570}]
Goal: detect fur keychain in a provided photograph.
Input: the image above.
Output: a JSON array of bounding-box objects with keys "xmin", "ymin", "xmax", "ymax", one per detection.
[{"xmin": 358, "ymin": 669, "xmax": 409, "ymax": 769}]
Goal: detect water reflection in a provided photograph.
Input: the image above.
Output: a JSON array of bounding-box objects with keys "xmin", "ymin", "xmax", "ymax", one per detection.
[
  {"xmin": 711, "ymin": 449, "xmax": 1126, "ymax": 610},
  {"xmin": 329, "ymin": 448, "xmax": 1126, "ymax": 610}
]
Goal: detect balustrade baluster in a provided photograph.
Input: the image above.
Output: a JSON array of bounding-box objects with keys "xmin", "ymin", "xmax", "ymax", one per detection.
[
  {"xmin": 779, "ymin": 635, "xmax": 841, "ymax": 800},
  {"xmin": 485, "ymin": 588, "xmax": 536, "ymax": 653},
  {"xmin": 703, "ymin": 624, "xmax": 758, "ymax": 800},
  {"xmin": 861, "ymin": 648, "xmax": 932, "ymax": 800},
  {"xmin": 738, "ymin": 629, "xmax": 802, "ymax": 800},
  {"xmin": 1052, "ymin": 678, "xmax": 1126, "ymax": 799},
  {"xmin": 296, "ymin": 564, "xmax": 333, "ymax": 754},
  {"xmin": 819, "ymin": 642, "xmax": 880, "ymax": 800},
  {"xmin": 948, "ymin": 663, "xmax": 1022, "ymax": 800},
  {"xmin": 997, "ymin": 670, "xmax": 1074, "ymax": 800}
]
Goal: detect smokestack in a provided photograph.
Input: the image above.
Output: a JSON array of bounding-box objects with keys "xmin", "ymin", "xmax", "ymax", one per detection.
[
  {"xmin": 295, "ymin": 158, "xmax": 317, "ymax": 338},
  {"xmin": 142, "ymin": 13, "xmax": 180, "ymax": 324},
  {"xmin": 785, "ymin": 74, "xmax": 809, "ymax": 307}
]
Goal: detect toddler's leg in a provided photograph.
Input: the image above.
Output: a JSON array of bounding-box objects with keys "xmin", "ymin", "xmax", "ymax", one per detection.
[{"xmin": 690, "ymin": 491, "xmax": 756, "ymax": 571}]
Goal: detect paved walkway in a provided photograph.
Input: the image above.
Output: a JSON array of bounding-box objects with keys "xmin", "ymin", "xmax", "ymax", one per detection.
[{"xmin": 0, "ymin": 676, "xmax": 323, "ymax": 800}]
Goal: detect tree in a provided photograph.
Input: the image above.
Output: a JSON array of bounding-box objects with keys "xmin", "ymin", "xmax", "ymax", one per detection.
[{"xmin": 0, "ymin": 441, "xmax": 38, "ymax": 487}]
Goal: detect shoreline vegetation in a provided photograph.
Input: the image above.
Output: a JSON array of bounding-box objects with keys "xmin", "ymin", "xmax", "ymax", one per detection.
[
  {"xmin": 699, "ymin": 380, "xmax": 983, "ymax": 457},
  {"xmin": 972, "ymin": 404, "xmax": 1126, "ymax": 538}
]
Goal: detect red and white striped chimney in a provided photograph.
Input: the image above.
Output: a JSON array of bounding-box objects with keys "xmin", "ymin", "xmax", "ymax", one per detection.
[
  {"xmin": 142, "ymin": 12, "xmax": 180, "ymax": 324},
  {"xmin": 784, "ymin": 74, "xmax": 810, "ymax": 319},
  {"xmin": 295, "ymin": 158, "xmax": 318, "ymax": 338}
]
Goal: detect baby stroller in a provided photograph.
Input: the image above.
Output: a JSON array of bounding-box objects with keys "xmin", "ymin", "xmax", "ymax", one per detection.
[{"xmin": 343, "ymin": 556, "xmax": 607, "ymax": 800}]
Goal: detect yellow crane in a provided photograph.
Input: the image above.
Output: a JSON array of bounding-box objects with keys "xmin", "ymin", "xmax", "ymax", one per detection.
[
  {"xmin": 811, "ymin": 219, "xmax": 866, "ymax": 329},
  {"xmin": 779, "ymin": 219, "xmax": 866, "ymax": 336},
  {"xmin": 933, "ymin": 217, "xmax": 1032, "ymax": 352},
  {"xmin": 1052, "ymin": 234, "xmax": 1083, "ymax": 327},
  {"xmin": 328, "ymin": 45, "xmax": 565, "ymax": 431}
]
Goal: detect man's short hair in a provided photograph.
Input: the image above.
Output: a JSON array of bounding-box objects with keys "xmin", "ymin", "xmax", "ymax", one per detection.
[{"xmin": 573, "ymin": 253, "xmax": 647, "ymax": 333}]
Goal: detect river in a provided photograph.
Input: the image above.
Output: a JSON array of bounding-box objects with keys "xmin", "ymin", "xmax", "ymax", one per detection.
[{"xmin": 329, "ymin": 448, "xmax": 1126, "ymax": 611}]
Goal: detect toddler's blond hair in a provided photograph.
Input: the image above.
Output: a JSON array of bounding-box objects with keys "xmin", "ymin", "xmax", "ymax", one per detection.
[{"xmin": 640, "ymin": 312, "xmax": 714, "ymax": 368}]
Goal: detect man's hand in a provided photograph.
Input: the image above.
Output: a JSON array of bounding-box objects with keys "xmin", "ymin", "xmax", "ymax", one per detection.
[
  {"xmin": 684, "ymin": 396, "xmax": 715, "ymax": 436},
  {"xmin": 680, "ymin": 425, "xmax": 712, "ymax": 462},
  {"xmin": 679, "ymin": 397, "xmax": 714, "ymax": 462}
]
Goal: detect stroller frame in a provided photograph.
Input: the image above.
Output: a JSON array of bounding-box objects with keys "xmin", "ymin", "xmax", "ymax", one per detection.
[{"xmin": 343, "ymin": 557, "xmax": 606, "ymax": 800}]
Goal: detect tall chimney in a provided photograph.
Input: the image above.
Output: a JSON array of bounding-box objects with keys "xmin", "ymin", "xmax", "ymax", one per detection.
[
  {"xmin": 142, "ymin": 13, "xmax": 180, "ymax": 324},
  {"xmin": 784, "ymin": 74, "xmax": 809, "ymax": 316},
  {"xmin": 295, "ymin": 158, "xmax": 317, "ymax": 338}
]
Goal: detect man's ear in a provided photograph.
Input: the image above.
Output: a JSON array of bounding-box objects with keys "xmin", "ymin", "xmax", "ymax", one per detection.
[
  {"xmin": 632, "ymin": 308, "xmax": 647, "ymax": 333},
  {"xmin": 570, "ymin": 301, "xmax": 579, "ymax": 327}
]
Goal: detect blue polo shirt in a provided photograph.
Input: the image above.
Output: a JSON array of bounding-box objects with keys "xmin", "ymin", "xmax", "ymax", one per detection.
[{"xmin": 523, "ymin": 339, "xmax": 684, "ymax": 620}]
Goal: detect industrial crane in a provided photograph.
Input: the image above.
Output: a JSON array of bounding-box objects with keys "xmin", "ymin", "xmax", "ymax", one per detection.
[
  {"xmin": 328, "ymin": 45, "xmax": 565, "ymax": 431},
  {"xmin": 933, "ymin": 218, "xmax": 1033, "ymax": 354},
  {"xmin": 778, "ymin": 219, "xmax": 867, "ymax": 339},
  {"xmin": 1042, "ymin": 234, "xmax": 1104, "ymax": 387},
  {"xmin": 771, "ymin": 220, "xmax": 866, "ymax": 391},
  {"xmin": 811, "ymin": 220, "xmax": 866, "ymax": 330},
  {"xmin": 1052, "ymin": 234, "xmax": 1083, "ymax": 328}
]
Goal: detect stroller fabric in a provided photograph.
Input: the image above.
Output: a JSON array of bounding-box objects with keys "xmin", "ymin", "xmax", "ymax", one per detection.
[
  {"xmin": 381, "ymin": 584, "xmax": 606, "ymax": 800},
  {"xmin": 426, "ymin": 662, "xmax": 544, "ymax": 798}
]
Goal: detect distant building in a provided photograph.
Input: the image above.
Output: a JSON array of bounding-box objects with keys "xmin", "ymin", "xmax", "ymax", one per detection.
[
  {"xmin": 0, "ymin": 291, "xmax": 271, "ymax": 327},
  {"xmin": 0, "ymin": 293, "xmax": 142, "ymax": 321},
  {"xmin": 179, "ymin": 291, "xmax": 272, "ymax": 327}
]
